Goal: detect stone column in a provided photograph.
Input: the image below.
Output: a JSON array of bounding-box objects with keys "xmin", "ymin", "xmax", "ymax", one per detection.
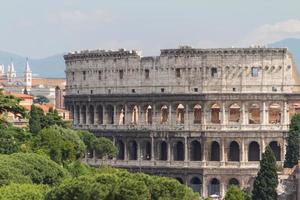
[
  {"xmin": 151, "ymin": 136, "xmax": 155, "ymax": 161},
  {"xmin": 94, "ymin": 104, "xmax": 98, "ymax": 125},
  {"xmin": 169, "ymin": 104, "xmax": 172, "ymax": 126},
  {"xmin": 221, "ymin": 139, "xmax": 225, "ymax": 165},
  {"xmin": 73, "ymin": 105, "xmax": 78, "ymax": 125},
  {"xmin": 261, "ymin": 137, "xmax": 266, "ymax": 154},
  {"xmin": 202, "ymin": 176, "xmax": 207, "ymax": 197},
  {"xmin": 113, "ymin": 105, "xmax": 117, "ymax": 125},
  {"xmin": 124, "ymin": 139, "xmax": 128, "ymax": 161},
  {"xmin": 202, "ymin": 140, "xmax": 206, "ymax": 162},
  {"xmin": 102, "ymin": 105, "xmax": 106, "ymax": 124},
  {"xmin": 125, "ymin": 104, "xmax": 130, "ymax": 124},
  {"xmin": 137, "ymin": 140, "xmax": 141, "ymax": 160},
  {"xmin": 283, "ymin": 101, "xmax": 288, "ymax": 125},
  {"xmin": 86, "ymin": 105, "xmax": 90, "ymax": 125},
  {"xmin": 262, "ymin": 102, "xmax": 267, "ymax": 125},
  {"xmin": 222, "ymin": 102, "xmax": 226, "ymax": 125},
  {"xmin": 79, "ymin": 106, "xmax": 83, "ymax": 124},
  {"xmin": 153, "ymin": 104, "xmax": 156, "ymax": 127},
  {"xmin": 242, "ymin": 102, "xmax": 246, "ymax": 125},
  {"xmin": 241, "ymin": 139, "xmax": 246, "ymax": 163},
  {"xmin": 184, "ymin": 137, "xmax": 188, "ymax": 163},
  {"xmin": 185, "ymin": 104, "xmax": 189, "ymax": 128},
  {"xmin": 202, "ymin": 104, "xmax": 206, "ymax": 125}
]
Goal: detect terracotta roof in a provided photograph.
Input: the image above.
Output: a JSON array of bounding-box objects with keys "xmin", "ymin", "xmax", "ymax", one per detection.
[
  {"xmin": 4, "ymin": 91, "xmax": 33, "ymax": 100},
  {"xmin": 22, "ymin": 104, "xmax": 54, "ymax": 112},
  {"xmin": 32, "ymin": 78, "xmax": 65, "ymax": 88}
]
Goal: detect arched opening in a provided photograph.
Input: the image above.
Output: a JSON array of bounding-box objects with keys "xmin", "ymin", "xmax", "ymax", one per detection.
[
  {"xmin": 211, "ymin": 103, "xmax": 220, "ymax": 124},
  {"xmin": 269, "ymin": 103, "xmax": 281, "ymax": 124},
  {"xmin": 81, "ymin": 105, "xmax": 86, "ymax": 124},
  {"xmin": 128, "ymin": 140, "xmax": 137, "ymax": 160},
  {"xmin": 175, "ymin": 177, "xmax": 184, "ymax": 184},
  {"xmin": 117, "ymin": 105, "xmax": 125, "ymax": 125},
  {"xmin": 106, "ymin": 105, "xmax": 114, "ymax": 124},
  {"xmin": 269, "ymin": 141, "xmax": 281, "ymax": 161},
  {"xmin": 88, "ymin": 105, "xmax": 94, "ymax": 124},
  {"xmin": 248, "ymin": 103, "xmax": 260, "ymax": 124},
  {"xmin": 228, "ymin": 178, "xmax": 240, "ymax": 187},
  {"xmin": 159, "ymin": 141, "xmax": 168, "ymax": 160},
  {"xmin": 174, "ymin": 141, "xmax": 184, "ymax": 161},
  {"xmin": 116, "ymin": 140, "xmax": 125, "ymax": 160},
  {"xmin": 161, "ymin": 105, "xmax": 169, "ymax": 124},
  {"xmin": 229, "ymin": 141, "xmax": 240, "ymax": 161},
  {"xmin": 229, "ymin": 103, "xmax": 240, "ymax": 123},
  {"xmin": 210, "ymin": 141, "xmax": 220, "ymax": 161},
  {"xmin": 142, "ymin": 141, "xmax": 151, "ymax": 160},
  {"xmin": 145, "ymin": 105, "xmax": 152, "ymax": 125},
  {"xmin": 190, "ymin": 140, "xmax": 201, "ymax": 161},
  {"xmin": 176, "ymin": 104, "xmax": 185, "ymax": 124},
  {"xmin": 209, "ymin": 178, "xmax": 220, "ymax": 196},
  {"xmin": 97, "ymin": 105, "xmax": 103, "ymax": 124},
  {"xmin": 131, "ymin": 105, "xmax": 139, "ymax": 125},
  {"xmin": 76, "ymin": 105, "xmax": 80, "ymax": 124},
  {"xmin": 248, "ymin": 141, "xmax": 260, "ymax": 161},
  {"xmin": 194, "ymin": 104, "xmax": 202, "ymax": 124},
  {"xmin": 190, "ymin": 177, "xmax": 202, "ymax": 193}
]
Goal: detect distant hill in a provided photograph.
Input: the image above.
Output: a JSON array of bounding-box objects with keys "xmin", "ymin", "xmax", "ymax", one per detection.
[
  {"xmin": 269, "ymin": 38, "xmax": 300, "ymax": 69},
  {"xmin": 0, "ymin": 51, "xmax": 65, "ymax": 78},
  {"xmin": 0, "ymin": 38, "xmax": 300, "ymax": 78}
]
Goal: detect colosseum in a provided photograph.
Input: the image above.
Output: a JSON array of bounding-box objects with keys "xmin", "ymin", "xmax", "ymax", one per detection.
[{"xmin": 64, "ymin": 46, "xmax": 300, "ymax": 198}]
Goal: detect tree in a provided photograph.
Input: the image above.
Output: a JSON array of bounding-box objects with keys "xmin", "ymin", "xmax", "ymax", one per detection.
[
  {"xmin": 0, "ymin": 89, "xmax": 26, "ymax": 123},
  {"xmin": 42, "ymin": 108, "xmax": 66, "ymax": 128},
  {"xmin": 29, "ymin": 104, "xmax": 42, "ymax": 135},
  {"xmin": 33, "ymin": 95, "xmax": 50, "ymax": 104},
  {"xmin": 252, "ymin": 146, "xmax": 278, "ymax": 200},
  {"xmin": 92, "ymin": 137, "xmax": 117, "ymax": 159},
  {"xmin": 225, "ymin": 186, "xmax": 246, "ymax": 200},
  {"xmin": 0, "ymin": 183, "xmax": 49, "ymax": 200},
  {"xmin": 284, "ymin": 114, "xmax": 300, "ymax": 168}
]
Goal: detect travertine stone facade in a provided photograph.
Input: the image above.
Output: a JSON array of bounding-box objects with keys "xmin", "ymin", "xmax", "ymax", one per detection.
[{"xmin": 64, "ymin": 46, "xmax": 300, "ymax": 198}]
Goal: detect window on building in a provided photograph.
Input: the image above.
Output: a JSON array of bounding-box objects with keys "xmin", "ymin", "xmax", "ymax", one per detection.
[
  {"xmin": 108, "ymin": 89, "xmax": 111, "ymax": 94},
  {"xmin": 90, "ymin": 90, "xmax": 93, "ymax": 94},
  {"xmin": 161, "ymin": 88, "xmax": 165, "ymax": 93},
  {"xmin": 251, "ymin": 67, "xmax": 258, "ymax": 77},
  {"xmin": 211, "ymin": 68, "xmax": 218, "ymax": 78},
  {"xmin": 145, "ymin": 69, "xmax": 150, "ymax": 79},
  {"xmin": 132, "ymin": 89, "xmax": 136, "ymax": 93},
  {"xmin": 83, "ymin": 71, "xmax": 86, "ymax": 80},
  {"xmin": 98, "ymin": 71, "xmax": 102, "ymax": 80},
  {"xmin": 72, "ymin": 72, "xmax": 75, "ymax": 81},
  {"xmin": 119, "ymin": 70, "xmax": 124, "ymax": 79},
  {"xmin": 194, "ymin": 88, "xmax": 198, "ymax": 92},
  {"xmin": 176, "ymin": 68, "xmax": 181, "ymax": 78}
]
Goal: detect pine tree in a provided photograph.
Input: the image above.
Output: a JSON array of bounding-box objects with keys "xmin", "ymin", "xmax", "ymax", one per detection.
[
  {"xmin": 252, "ymin": 146, "xmax": 278, "ymax": 200},
  {"xmin": 284, "ymin": 114, "xmax": 300, "ymax": 168},
  {"xmin": 29, "ymin": 104, "xmax": 41, "ymax": 135}
]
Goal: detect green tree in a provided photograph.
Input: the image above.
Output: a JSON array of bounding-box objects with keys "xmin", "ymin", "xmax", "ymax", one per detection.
[
  {"xmin": 0, "ymin": 183, "xmax": 49, "ymax": 200},
  {"xmin": 252, "ymin": 146, "xmax": 278, "ymax": 200},
  {"xmin": 0, "ymin": 89, "xmax": 26, "ymax": 123},
  {"xmin": 93, "ymin": 137, "xmax": 117, "ymax": 159},
  {"xmin": 225, "ymin": 186, "xmax": 246, "ymax": 200},
  {"xmin": 29, "ymin": 104, "xmax": 42, "ymax": 135},
  {"xmin": 284, "ymin": 114, "xmax": 300, "ymax": 168},
  {"xmin": 33, "ymin": 95, "xmax": 50, "ymax": 104},
  {"xmin": 41, "ymin": 108, "xmax": 66, "ymax": 128}
]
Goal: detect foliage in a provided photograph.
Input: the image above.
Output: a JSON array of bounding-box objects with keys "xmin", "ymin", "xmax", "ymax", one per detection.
[
  {"xmin": 0, "ymin": 183, "xmax": 49, "ymax": 200},
  {"xmin": 0, "ymin": 153, "xmax": 68, "ymax": 186},
  {"xmin": 42, "ymin": 108, "xmax": 66, "ymax": 129},
  {"xmin": 29, "ymin": 104, "xmax": 42, "ymax": 135},
  {"xmin": 33, "ymin": 95, "xmax": 50, "ymax": 104},
  {"xmin": 0, "ymin": 124, "xmax": 31, "ymax": 154},
  {"xmin": 32, "ymin": 126, "xmax": 85, "ymax": 164},
  {"xmin": 46, "ymin": 168, "xmax": 198, "ymax": 200},
  {"xmin": 0, "ymin": 89, "xmax": 27, "ymax": 123},
  {"xmin": 65, "ymin": 161, "xmax": 93, "ymax": 177},
  {"xmin": 284, "ymin": 114, "xmax": 300, "ymax": 168},
  {"xmin": 225, "ymin": 186, "xmax": 247, "ymax": 200},
  {"xmin": 252, "ymin": 146, "xmax": 278, "ymax": 200}
]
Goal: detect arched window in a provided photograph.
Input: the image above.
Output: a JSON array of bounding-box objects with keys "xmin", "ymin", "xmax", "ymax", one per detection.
[
  {"xmin": 97, "ymin": 105, "xmax": 103, "ymax": 124},
  {"xmin": 128, "ymin": 140, "xmax": 137, "ymax": 160},
  {"xmin": 159, "ymin": 141, "xmax": 168, "ymax": 161},
  {"xmin": 229, "ymin": 141, "xmax": 240, "ymax": 161},
  {"xmin": 116, "ymin": 140, "xmax": 125, "ymax": 160},
  {"xmin": 176, "ymin": 104, "xmax": 185, "ymax": 124},
  {"xmin": 106, "ymin": 105, "xmax": 114, "ymax": 124},
  {"xmin": 229, "ymin": 103, "xmax": 240, "ymax": 123},
  {"xmin": 248, "ymin": 141, "xmax": 260, "ymax": 161},
  {"xmin": 269, "ymin": 103, "xmax": 281, "ymax": 124},
  {"xmin": 142, "ymin": 141, "xmax": 151, "ymax": 160},
  {"xmin": 145, "ymin": 105, "xmax": 152, "ymax": 125},
  {"xmin": 174, "ymin": 141, "xmax": 184, "ymax": 161},
  {"xmin": 209, "ymin": 178, "xmax": 220, "ymax": 196},
  {"xmin": 88, "ymin": 105, "xmax": 94, "ymax": 124},
  {"xmin": 269, "ymin": 141, "xmax": 281, "ymax": 161},
  {"xmin": 211, "ymin": 141, "xmax": 220, "ymax": 161},
  {"xmin": 81, "ymin": 105, "xmax": 86, "ymax": 124},
  {"xmin": 211, "ymin": 104, "xmax": 220, "ymax": 124},
  {"xmin": 131, "ymin": 105, "xmax": 139, "ymax": 125},
  {"xmin": 228, "ymin": 178, "xmax": 240, "ymax": 187},
  {"xmin": 190, "ymin": 140, "xmax": 201, "ymax": 161},
  {"xmin": 248, "ymin": 103, "xmax": 260, "ymax": 124},
  {"xmin": 190, "ymin": 177, "xmax": 202, "ymax": 193},
  {"xmin": 161, "ymin": 105, "xmax": 169, "ymax": 124},
  {"xmin": 194, "ymin": 104, "xmax": 202, "ymax": 124}
]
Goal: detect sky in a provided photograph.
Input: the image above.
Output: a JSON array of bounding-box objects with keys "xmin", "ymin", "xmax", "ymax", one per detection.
[{"xmin": 1, "ymin": 0, "xmax": 300, "ymax": 58}]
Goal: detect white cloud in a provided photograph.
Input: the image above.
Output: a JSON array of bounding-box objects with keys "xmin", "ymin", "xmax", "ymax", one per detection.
[{"xmin": 239, "ymin": 19, "xmax": 300, "ymax": 46}]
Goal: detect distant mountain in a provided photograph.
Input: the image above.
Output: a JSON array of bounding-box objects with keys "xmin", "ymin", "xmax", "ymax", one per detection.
[
  {"xmin": 269, "ymin": 38, "xmax": 300, "ymax": 69},
  {"xmin": 0, "ymin": 51, "xmax": 65, "ymax": 78}
]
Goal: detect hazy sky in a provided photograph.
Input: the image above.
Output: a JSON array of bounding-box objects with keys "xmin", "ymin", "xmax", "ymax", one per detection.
[{"xmin": 1, "ymin": 0, "xmax": 300, "ymax": 58}]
